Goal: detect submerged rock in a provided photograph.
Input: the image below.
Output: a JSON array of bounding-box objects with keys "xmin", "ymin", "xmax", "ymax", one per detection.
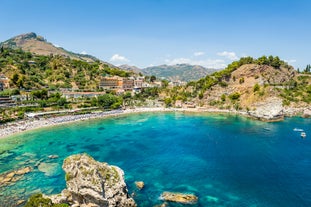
[
  {"xmin": 47, "ymin": 153, "xmax": 136, "ymax": 207},
  {"xmin": 48, "ymin": 155, "xmax": 59, "ymax": 159},
  {"xmin": 0, "ymin": 166, "xmax": 32, "ymax": 187},
  {"xmin": 15, "ymin": 166, "xmax": 31, "ymax": 175},
  {"xmin": 135, "ymin": 181, "xmax": 144, "ymax": 190},
  {"xmin": 153, "ymin": 202, "xmax": 168, "ymax": 207},
  {"xmin": 38, "ymin": 162, "xmax": 60, "ymax": 177},
  {"xmin": 160, "ymin": 192, "xmax": 198, "ymax": 204}
]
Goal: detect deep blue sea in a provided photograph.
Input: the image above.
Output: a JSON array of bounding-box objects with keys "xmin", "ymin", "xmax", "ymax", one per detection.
[{"xmin": 0, "ymin": 112, "xmax": 311, "ymax": 207}]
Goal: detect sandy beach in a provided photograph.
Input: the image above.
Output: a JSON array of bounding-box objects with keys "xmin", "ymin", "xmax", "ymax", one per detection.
[{"xmin": 0, "ymin": 107, "xmax": 242, "ymax": 139}]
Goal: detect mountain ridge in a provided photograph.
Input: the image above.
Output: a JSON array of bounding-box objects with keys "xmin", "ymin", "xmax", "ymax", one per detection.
[
  {"xmin": 0, "ymin": 32, "xmax": 102, "ymax": 63},
  {"xmin": 120, "ymin": 63, "xmax": 217, "ymax": 81}
]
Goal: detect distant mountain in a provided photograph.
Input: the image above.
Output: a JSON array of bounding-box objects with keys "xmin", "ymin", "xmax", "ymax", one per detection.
[
  {"xmin": 141, "ymin": 64, "xmax": 217, "ymax": 82},
  {"xmin": 0, "ymin": 32, "xmax": 100, "ymax": 63},
  {"xmin": 118, "ymin": 64, "xmax": 142, "ymax": 73}
]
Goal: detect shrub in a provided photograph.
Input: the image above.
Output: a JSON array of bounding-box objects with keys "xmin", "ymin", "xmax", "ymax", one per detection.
[
  {"xmin": 229, "ymin": 92, "xmax": 241, "ymax": 100},
  {"xmin": 253, "ymin": 83, "xmax": 260, "ymax": 92},
  {"xmin": 24, "ymin": 193, "xmax": 69, "ymax": 207},
  {"xmin": 239, "ymin": 77, "xmax": 244, "ymax": 84},
  {"xmin": 221, "ymin": 94, "xmax": 226, "ymax": 102}
]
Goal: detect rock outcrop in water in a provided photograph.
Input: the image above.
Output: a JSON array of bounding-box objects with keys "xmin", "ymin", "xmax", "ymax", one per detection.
[
  {"xmin": 134, "ymin": 181, "xmax": 144, "ymax": 190},
  {"xmin": 47, "ymin": 153, "xmax": 136, "ymax": 207},
  {"xmin": 160, "ymin": 192, "xmax": 198, "ymax": 204},
  {"xmin": 0, "ymin": 166, "xmax": 31, "ymax": 187}
]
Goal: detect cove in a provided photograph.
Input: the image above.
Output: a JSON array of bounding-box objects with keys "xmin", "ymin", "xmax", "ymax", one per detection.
[{"xmin": 0, "ymin": 112, "xmax": 311, "ymax": 207}]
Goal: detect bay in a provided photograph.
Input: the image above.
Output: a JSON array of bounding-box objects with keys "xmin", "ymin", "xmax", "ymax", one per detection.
[{"xmin": 0, "ymin": 112, "xmax": 310, "ymax": 207}]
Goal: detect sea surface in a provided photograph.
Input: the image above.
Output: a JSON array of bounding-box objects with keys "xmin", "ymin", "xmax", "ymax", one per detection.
[{"xmin": 0, "ymin": 112, "xmax": 311, "ymax": 207}]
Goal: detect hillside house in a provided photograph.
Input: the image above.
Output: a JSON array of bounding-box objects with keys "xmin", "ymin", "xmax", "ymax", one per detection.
[
  {"xmin": 99, "ymin": 76, "xmax": 123, "ymax": 90},
  {"xmin": 123, "ymin": 78, "xmax": 134, "ymax": 91},
  {"xmin": 175, "ymin": 100, "xmax": 183, "ymax": 108}
]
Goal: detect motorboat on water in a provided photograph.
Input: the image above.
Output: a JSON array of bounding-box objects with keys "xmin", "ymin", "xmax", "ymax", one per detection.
[
  {"xmin": 293, "ymin": 128, "xmax": 304, "ymax": 132},
  {"xmin": 301, "ymin": 132, "xmax": 307, "ymax": 138}
]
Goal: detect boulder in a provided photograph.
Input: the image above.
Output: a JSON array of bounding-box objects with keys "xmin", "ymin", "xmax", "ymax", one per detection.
[
  {"xmin": 160, "ymin": 192, "xmax": 198, "ymax": 204},
  {"xmin": 47, "ymin": 153, "xmax": 136, "ymax": 207},
  {"xmin": 302, "ymin": 108, "xmax": 311, "ymax": 118}
]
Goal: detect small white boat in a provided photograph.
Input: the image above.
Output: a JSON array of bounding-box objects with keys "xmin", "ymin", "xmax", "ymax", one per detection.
[
  {"xmin": 294, "ymin": 128, "xmax": 304, "ymax": 132},
  {"xmin": 301, "ymin": 132, "xmax": 306, "ymax": 138}
]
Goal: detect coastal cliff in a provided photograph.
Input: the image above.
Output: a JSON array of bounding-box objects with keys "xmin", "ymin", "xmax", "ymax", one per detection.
[{"xmin": 45, "ymin": 154, "xmax": 136, "ymax": 207}]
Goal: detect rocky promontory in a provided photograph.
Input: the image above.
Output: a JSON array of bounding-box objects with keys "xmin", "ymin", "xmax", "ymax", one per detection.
[
  {"xmin": 46, "ymin": 153, "xmax": 136, "ymax": 207},
  {"xmin": 247, "ymin": 98, "xmax": 284, "ymax": 121}
]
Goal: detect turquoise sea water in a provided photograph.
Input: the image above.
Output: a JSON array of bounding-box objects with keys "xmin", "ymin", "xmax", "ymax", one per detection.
[{"xmin": 0, "ymin": 112, "xmax": 311, "ymax": 207}]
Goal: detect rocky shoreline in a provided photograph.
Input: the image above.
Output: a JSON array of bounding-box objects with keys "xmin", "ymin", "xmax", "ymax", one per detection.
[{"xmin": 0, "ymin": 106, "xmax": 310, "ymax": 139}]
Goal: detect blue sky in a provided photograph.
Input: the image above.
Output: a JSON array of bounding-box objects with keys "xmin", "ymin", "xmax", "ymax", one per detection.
[{"xmin": 0, "ymin": 0, "xmax": 310, "ymax": 69}]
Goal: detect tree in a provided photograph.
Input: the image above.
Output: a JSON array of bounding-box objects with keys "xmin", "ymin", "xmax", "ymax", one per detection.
[
  {"xmin": 256, "ymin": 56, "xmax": 269, "ymax": 65},
  {"xmin": 97, "ymin": 94, "xmax": 122, "ymax": 109},
  {"xmin": 12, "ymin": 73, "xmax": 19, "ymax": 85},
  {"xmin": 161, "ymin": 80, "xmax": 169, "ymax": 88},
  {"xmin": 164, "ymin": 97, "xmax": 172, "ymax": 107},
  {"xmin": 268, "ymin": 55, "xmax": 274, "ymax": 64},
  {"xmin": 239, "ymin": 56, "xmax": 254, "ymax": 65},
  {"xmin": 229, "ymin": 92, "xmax": 241, "ymax": 101},
  {"xmin": 57, "ymin": 98, "xmax": 67, "ymax": 106},
  {"xmin": 198, "ymin": 91, "xmax": 204, "ymax": 99},
  {"xmin": 271, "ymin": 56, "xmax": 281, "ymax": 69},
  {"xmin": 31, "ymin": 89, "xmax": 48, "ymax": 100},
  {"xmin": 304, "ymin": 64, "xmax": 311, "ymax": 73},
  {"xmin": 150, "ymin": 75, "xmax": 156, "ymax": 82}
]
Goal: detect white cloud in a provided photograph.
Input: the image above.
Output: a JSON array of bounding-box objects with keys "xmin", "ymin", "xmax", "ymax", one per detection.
[
  {"xmin": 285, "ymin": 59, "xmax": 296, "ymax": 64},
  {"xmin": 80, "ymin": 51, "xmax": 88, "ymax": 55},
  {"xmin": 110, "ymin": 54, "xmax": 129, "ymax": 63},
  {"xmin": 53, "ymin": 44, "xmax": 60, "ymax": 48},
  {"xmin": 217, "ymin": 51, "xmax": 238, "ymax": 60},
  {"xmin": 165, "ymin": 57, "xmax": 226, "ymax": 69},
  {"xmin": 193, "ymin": 51, "xmax": 205, "ymax": 57}
]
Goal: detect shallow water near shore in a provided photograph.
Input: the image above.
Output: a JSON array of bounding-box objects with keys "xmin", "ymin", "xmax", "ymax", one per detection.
[{"xmin": 0, "ymin": 112, "xmax": 311, "ymax": 206}]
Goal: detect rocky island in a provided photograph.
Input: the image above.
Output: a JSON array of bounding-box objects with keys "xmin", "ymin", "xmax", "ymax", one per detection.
[{"xmin": 39, "ymin": 154, "xmax": 136, "ymax": 207}]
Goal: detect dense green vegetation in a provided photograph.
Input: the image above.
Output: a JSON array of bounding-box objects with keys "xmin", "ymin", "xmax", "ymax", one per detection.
[
  {"xmin": 90, "ymin": 94, "xmax": 123, "ymax": 109},
  {"xmin": 24, "ymin": 193, "xmax": 68, "ymax": 207},
  {"xmin": 280, "ymin": 75, "xmax": 311, "ymax": 105},
  {"xmin": 0, "ymin": 47, "xmax": 132, "ymax": 90}
]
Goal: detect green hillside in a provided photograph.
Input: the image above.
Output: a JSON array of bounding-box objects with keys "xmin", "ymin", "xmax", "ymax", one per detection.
[
  {"xmin": 161, "ymin": 56, "xmax": 311, "ymax": 109},
  {"xmin": 0, "ymin": 47, "xmax": 132, "ymax": 90}
]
